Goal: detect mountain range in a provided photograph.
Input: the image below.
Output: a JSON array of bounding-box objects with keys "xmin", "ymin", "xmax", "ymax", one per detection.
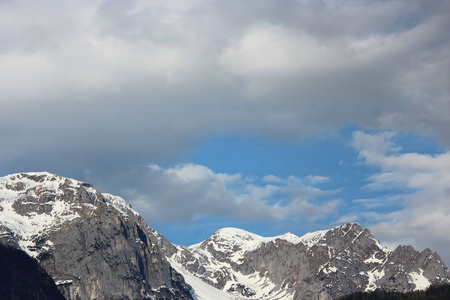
[{"xmin": 0, "ymin": 172, "xmax": 449, "ymax": 299}]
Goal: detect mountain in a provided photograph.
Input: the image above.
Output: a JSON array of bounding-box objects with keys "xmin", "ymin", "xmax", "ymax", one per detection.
[
  {"xmin": 1, "ymin": 172, "xmax": 449, "ymax": 300},
  {"xmin": 170, "ymin": 224, "xmax": 450, "ymax": 299},
  {"xmin": 0, "ymin": 172, "xmax": 193, "ymax": 300}
]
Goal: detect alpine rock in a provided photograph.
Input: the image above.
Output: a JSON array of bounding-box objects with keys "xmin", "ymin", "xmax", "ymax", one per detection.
[{"xmin": 1, "ymin": 172, "xmax": 449, "ymax": 300}]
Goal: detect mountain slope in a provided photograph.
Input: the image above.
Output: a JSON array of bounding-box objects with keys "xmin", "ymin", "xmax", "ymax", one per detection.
[
  {"xmin": 171, "ymin": 224, "xmax": 450, "ymax": 299},
  {"xmin": 0, "ymin": 172, "xmax": 193, "ymax": 300}
]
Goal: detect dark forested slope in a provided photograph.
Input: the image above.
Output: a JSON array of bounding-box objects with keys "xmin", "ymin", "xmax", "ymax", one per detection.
[
  {"xmin": 337, "ymin": 284, "xmax": 450, "ymax": 300},
  {"xmin": 0, "ymin": 244, "xmax": 66, "ymax": 300}
]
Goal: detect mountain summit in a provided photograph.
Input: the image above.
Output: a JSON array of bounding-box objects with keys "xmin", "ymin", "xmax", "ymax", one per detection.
[{"xmin": 1, "ymin": 172, "xmax": 449, "ymax": 300}]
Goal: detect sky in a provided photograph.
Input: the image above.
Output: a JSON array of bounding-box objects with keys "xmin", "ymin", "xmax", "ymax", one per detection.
[{"xmin": 1, "ymin": 0, "xmax": 450, "ymax": 264}]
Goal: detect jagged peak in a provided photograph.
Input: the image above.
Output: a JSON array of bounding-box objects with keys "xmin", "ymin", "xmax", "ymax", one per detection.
[
  {"xmin": 334, "ymin": 223, "xmax": 382, "ymax": 242},
  {"xmin": 322, "ymin": 222, "xmax": 364, "ymax": 240},
  {"xmin": 335, "ymin": 222, "xmax": 364, "ymax": 232},
  {"xmin": 176, "ymin": 223, "xmax": 450, "ymax": 299},
  {"xmin": 195, "ymin": 223, "xmax": 368, "ymax": 251},
  {"xmin": 276, "ymin": 223, "xmax": 365, "ymax": 248}
]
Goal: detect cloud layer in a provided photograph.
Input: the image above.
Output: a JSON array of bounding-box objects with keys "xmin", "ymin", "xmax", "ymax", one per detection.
[
  {"xmin": 1, "ymin": 0, "xmax": 450, "ymax": 263},
  {"xmin": 1, "ymin": 0, "xmax": 449, "ymax": 178}
]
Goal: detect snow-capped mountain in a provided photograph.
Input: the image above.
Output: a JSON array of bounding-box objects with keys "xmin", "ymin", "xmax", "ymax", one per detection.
[
  {"xmin": 171, "ymin": 224, "xmax": 450, "ymax": 299},
  {"xmin": 1, "ymin": 172, "xmax": 449, "ymax": 300},
  {"xmin": 0, "ymin": 172, "xmax": 193, "ymax": 300}
]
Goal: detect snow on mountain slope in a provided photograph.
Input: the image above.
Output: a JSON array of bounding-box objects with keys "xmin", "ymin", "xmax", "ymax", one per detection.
[
  {"xmin": 171, "ymin": 227, "xmax": 327, "ymax": 299},
  {"xmin": 0, "ymin": 172, "xmax": 137, "ymax": 257},
  {"xmin": 188, "ymin": 227, "xmax": 273, "ymax": 263},
  {"xmin": 172, "ymin": 223, "xmax": 450, "ymax": 299},
  {"xmin": 176, "ymin": 227, "xmax": 336, "ymax": 299},
  {"xmin": 168, "ymin": 257, "xmax": 237, "ymax": 300}
]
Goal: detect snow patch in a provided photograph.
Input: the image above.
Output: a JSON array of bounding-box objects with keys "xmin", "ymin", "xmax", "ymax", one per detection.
[
  {"xmin": 103, "ymin": 193, "xmax": 139, "ymax": 216},
  {"xmin": 168, "ymin": 258, "xmax": 236, "ymax": 300},
  {"xmin": 297, "ymin": 229, "xmax": 329, "ymax": 247},
  {"xmin": 365, "ymin": 269, "xmax": 385, "ymax": 292},
  {"xmin": 408, "ymin": 269, "xmax": 430, "ymax": 291},
  {"xmin": 364, "ymin": 253, "xmax": 385, "ymax": 264},
  {"xmin": 55, "ymin": 280, "xmax": 73, "ymax": 285}
]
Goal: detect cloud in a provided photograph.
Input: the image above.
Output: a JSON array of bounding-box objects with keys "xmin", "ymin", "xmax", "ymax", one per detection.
[
  {"xmin": 306, "ymin": 175, "xmax": 330, "ymax": 185},
  {"xmin": 352, "ymin": 131, "xmax": 450, "ymax": 190},
  {"xmin": 351, "ymin": 131, "xmax": 450, "ymax": 263},
  {"xmin": 1, "ymin": 0, "xmax": 450, "ymax": 180},
  {"xmin": 1, "ymin": 0, "xmax": 450, "ymax": 260},
  {"xmin": 220, "ymin": 23, "xmax": 327, "ymax": 76},
  {"xmin": 125, "ymin": 163, "xmax": 338, "ymax": 224}
]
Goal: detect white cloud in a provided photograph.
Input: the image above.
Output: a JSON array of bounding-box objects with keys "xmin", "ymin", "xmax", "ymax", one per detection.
[
  {"xmin": 352, "ymin": 131, "xmax": 450, "ymax": 190},
  {"xmin": 262, "ymin": 175, "xmax": 282, "ymax": 183},
  {"xmin": 353, "ymin": 195, "xmax": 403, "ymax": 210},
  {"xmin": 220, "ymin": 23, "xmax": 331, "ymax": 76},
  {"xmin": 126, "ymin": 163, "xmax": 338, "ymax": 224},
  {"xmin": 351, "ymin": 131, "xmax": 450, "ymax": 263},
  {"xmin": 306, "ymin": 175, "xmax": 330, "ymax": 185}
]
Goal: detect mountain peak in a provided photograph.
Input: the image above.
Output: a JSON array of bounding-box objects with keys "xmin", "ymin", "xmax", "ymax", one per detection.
[
  {"xmin": 4, "ymin": 171, "xmax": 75, "ymax": 182},
  {"xmin": 0, "ymin": 172, "xmax": 84, "ymax": 195},
  {"xmin": 213, "ymin": 227, "xmax": 265, "ymax": 242},
  {"xmin": 0, "ymin": 172, "xmax": 131, "ymax": 258},
  {"xmin": 194, "ymin": 223, "xmax": 367, "ymax": 253},
  {"xmin": 335, "ymin": 222, "xmax": 364, "ymax": 233},
  {"xmin": 191, "ymin": 227, "xmax": 269, "ymax": 258}
]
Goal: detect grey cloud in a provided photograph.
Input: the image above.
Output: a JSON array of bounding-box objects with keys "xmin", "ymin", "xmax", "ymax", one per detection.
[{"xmin": 0, "ymin": 0, "xmax": 449, "ymax": 207}]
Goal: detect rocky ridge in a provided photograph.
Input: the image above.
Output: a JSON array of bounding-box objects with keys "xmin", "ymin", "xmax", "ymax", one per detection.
[
  {"xmin": 0, "ymin": 172, "xmax": 193, "ymax": 300},
  {"xmin": 171, "ymin": 224, "xmax": 450, "ymax": 299},
  {"xmin": 1, "ymin": 172, "xmax": 449, "ymax": 300}
]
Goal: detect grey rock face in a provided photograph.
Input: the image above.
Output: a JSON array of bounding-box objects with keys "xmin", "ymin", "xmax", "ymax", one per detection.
[
  {"xmin": 41, "ymin": 207, "xmax": 192, "ymax": 300},
  {"xmin": 172, "ymin": 223, "xmax": 450, "ymax": 299},
  {"xmin": 0, "ymin": 172, "xmax": 193, "ymax": 300}
]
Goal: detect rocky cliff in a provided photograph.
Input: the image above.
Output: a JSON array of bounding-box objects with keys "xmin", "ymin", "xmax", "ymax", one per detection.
[{"xmin": 0, "ymin": 172, "xmax": 193, "ymax": 300}]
